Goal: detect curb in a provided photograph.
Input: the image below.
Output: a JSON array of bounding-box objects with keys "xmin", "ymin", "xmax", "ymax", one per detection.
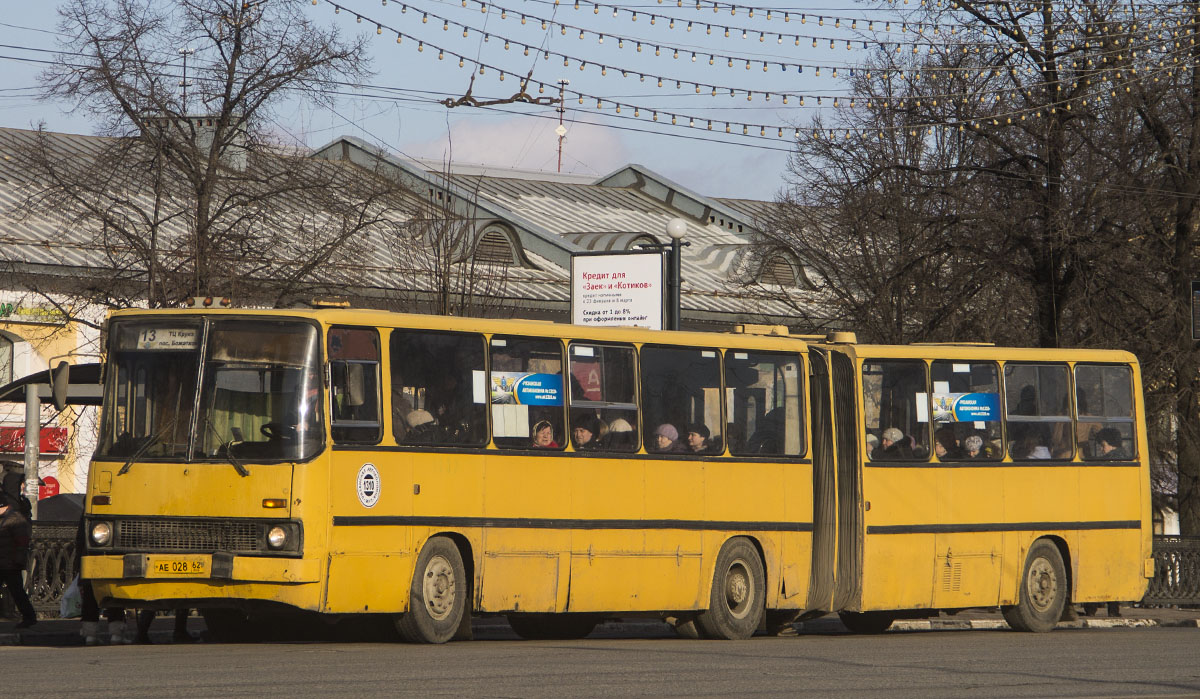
[
  {"xmin": 887, "ymin": 617, "xmax": 1189, "ymax": 632},
  {"xmin": 0, "ymin": 629, "xmax": 191, "ymax": 647}
]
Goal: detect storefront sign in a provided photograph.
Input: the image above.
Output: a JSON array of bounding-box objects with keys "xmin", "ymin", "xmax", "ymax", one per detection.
[{"xmin": 0, "ymin": 426, "xmax": 68, "ymax": 454}]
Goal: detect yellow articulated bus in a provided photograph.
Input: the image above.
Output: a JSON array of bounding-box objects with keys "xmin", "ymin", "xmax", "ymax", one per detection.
[
  {"xmin": 80, "ymin": 308, "xmax": 1152, "ymax": 641},
  {"xmin": 807, "ymin": 343, "xmax": 1152, "ymax": 634}
]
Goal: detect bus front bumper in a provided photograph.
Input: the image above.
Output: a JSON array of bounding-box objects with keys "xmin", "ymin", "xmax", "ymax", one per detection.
[{"xmin": 82, "ymin": 554, "xmax": 321, "ymax": 583}]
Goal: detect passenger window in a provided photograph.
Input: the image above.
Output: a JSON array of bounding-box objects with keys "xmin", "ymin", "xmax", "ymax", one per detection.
[
  {"xmin": 863, "ymin": 360, "xmax": 928, "ymax": 461},
  {"xmin": 329, "ymin": 327, "xmax": 382, "ymax": 444},
  {"xmin": 725, "ymin": 351, "xmax": 802, "ymax": 457},
  {"xmin": 1004, "ymin": 363, "xmax": 1073, "ymax": 460},
  {"xmin": 930, "ymin": 361, "xmax": 1002, "ymax": 460},
  {"xmin": 641, "ymin": 345, "xmax": 723, "ymax": 455},
  {"xmin": 568, "ymin": 343, "xmax": 638, "ymax": 452},
  {"xmin": 490, "ymin": 336, "xmax": 565, "ymax": 450},
  {"xmin": 1075, "ymin": 364, "xmax": 1135, "ymax": 460},
  {"xmin": 389, "ymin": 330, "xmax": 486, "ymax": 446}
]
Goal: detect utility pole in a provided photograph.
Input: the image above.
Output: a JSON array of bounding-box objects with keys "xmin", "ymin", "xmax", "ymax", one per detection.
[
  {"xmin": 178, "ymin": 47, "xmax": 195, "ymax": 113},
  {"xmin": 556, "ymin": 79, "xmax": 569, "ymax": 173}
]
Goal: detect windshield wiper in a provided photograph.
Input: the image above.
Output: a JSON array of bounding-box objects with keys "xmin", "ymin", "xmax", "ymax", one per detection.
[
  {"xmin": 117, "ymin": 417, "xmax": 178, "ymax": 476},
  {"xmin": 204, "ymin": 418, "xmax": 250, "ymax": 477}
]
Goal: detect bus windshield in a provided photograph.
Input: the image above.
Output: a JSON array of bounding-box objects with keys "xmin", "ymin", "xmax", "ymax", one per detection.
[{"xmin": 99, "ymin": 318, "xmax": 323, "ymax": 463}]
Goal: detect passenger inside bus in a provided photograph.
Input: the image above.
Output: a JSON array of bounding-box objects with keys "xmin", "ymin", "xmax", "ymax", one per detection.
[
  {"xmin": 651, "ymin": 423, "xmax": 681, "ymax": 453},
  {"xmin": 962, "ymin": 434, "xmax": 986, "ymax": 458},
  {"xmin": 602, "ymin": 418, "xmax": 636, "ymax": 450},
  {"xmin": 685, "ymin": 423, "xmax": 719, "ymax": 454},
  {"xmin": 572, "ymin": 414, "xmax": 603, "ymax": 451},
  {"xmin": 531, "ymin": 420, "xmax": 558, "ymax": 448},
  {"xmin": 745, "ymin": 407, "xmax": 784, "ymax": 454},
  {"xmin": 934, "ymin": 427, "xmax": 961, "ymax": 460},
  {"xmin": 1010, "ymin": 425, "xmax": 1052, "ymax": 459},
  {"xmin": 404, "ymin": 409, "xmax": 439, "ymax": 444},
  {"xmin": 1095, "ymin": 427, "xmax": 1130, "ymax": 460},
  {"xmin": 872, "ymin": 427, "xmax": 914, "ymax": 459}
]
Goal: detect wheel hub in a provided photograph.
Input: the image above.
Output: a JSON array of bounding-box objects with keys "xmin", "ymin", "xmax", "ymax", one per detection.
[
  {"xmin": 423, "ymin": 554, "xmax": 456, "ymax": 621},
  {"xmin": 1027, "ymin": 556, "xmax": 1057, "ymax": 613},
  {"xmin": 725, "ymin": 563, "xmax": 751, "ymax": 618}
]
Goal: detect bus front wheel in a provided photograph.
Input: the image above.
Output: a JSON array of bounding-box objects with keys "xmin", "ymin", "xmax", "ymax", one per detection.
[
  {"xmin": 1002, "ymin": 539, "xmax": 1067, "ymax": 633},
  {"xmin": 696, "ymin": 537, "xmax": 765, "ymax": 640},
  {"xmin": 397, "ymin": 536, "xmax": 467, "ymax": 643}
]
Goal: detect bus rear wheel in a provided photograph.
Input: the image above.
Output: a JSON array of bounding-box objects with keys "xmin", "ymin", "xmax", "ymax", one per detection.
[
  {"xmin": 507, "ymin": 613, "xmax": 600, "ymax": 640},
  {"xmin": 838, "ymin": 611, "xmax": 895, "ymax": 634},
  {"xmin": 696, "ymin": 537, "xmax": 765, "ymax": 640},
  {"xmin": 1002, "ymin": 539, "xmax": 1067, "ymax": 633},
  {"xmin": 397, "ymin": 536, "xmax": 467, "ymax": 643}
]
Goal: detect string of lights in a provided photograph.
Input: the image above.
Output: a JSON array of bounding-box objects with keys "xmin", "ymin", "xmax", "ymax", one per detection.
[
  {"xmin": 352, "ymin": 0, "xmax": 1199, "ymax": 81},
  {"xmin": 323, "ymin": 0, "xmax": 1195, "ymax": 112},
  {"xmin": 317, "ymin": 2, "xmax": 1189, "ymax": 144}
]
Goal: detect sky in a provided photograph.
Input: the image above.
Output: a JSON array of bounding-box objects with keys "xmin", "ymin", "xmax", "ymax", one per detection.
[{"xmin": 0, "ymin": 1, "xmax": 895, "ymax": 200}]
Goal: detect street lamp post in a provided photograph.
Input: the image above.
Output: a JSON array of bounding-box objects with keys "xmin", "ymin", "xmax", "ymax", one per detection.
[{"xmin": 665, "ymin": 218, "xmax": 689, "ymax": 331}]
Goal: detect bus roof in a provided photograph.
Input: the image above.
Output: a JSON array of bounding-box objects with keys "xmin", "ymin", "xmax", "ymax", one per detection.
[{"xmin": 106, "ymin": 307, "xmax": 814, "ymax": 353}]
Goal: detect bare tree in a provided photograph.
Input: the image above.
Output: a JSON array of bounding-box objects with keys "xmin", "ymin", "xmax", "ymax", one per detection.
[
  {"xmin": 382, "ymin": 170, "xmax": 515, "ymax": 318},
  {"xmin": 750, "ymin": 49, "xmax": 1030, "ymax": 344},
  {"xmin": 7, "ymin": 0, "xmax": 379, "ymax": 310}
]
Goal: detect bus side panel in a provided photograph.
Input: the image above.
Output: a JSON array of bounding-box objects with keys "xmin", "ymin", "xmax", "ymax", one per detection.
[
  {"xmin": 569, "ymin": 458, "xmax": 646, "ymax": 611},
  {"xmin": 642, "ymin": 460, "xmax": 704, "ymax": 611},
  {"xmin": 860, "ymin": 467, "xmax": 938, "ymax": 610},
  {"xmin": 705, "ymin": 461, "xmax": 785, "ymax": 608},
  {"xmin": 324, "ymin": 450, "xmax": 413, "ymax": 613},
  {"xmin": 932, "ymin": 468, "xmax": 1005, "ymax": 609},
  {"xmin": 480, "ymin": 454, "xmax": 569, "ymax": 613},
  {"xmin": 778, "ymin": 461, "xmax": 814, "ymax": 607},
  {"xmin": 1073, "ymin": 465, "xmax": 1148, "ymax": 604}
]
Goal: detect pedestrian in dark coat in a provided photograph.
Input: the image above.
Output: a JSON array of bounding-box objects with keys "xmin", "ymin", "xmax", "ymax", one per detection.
[{"xmin": 0, "ymin": 493, "xmax": 37, "ymax": 628}]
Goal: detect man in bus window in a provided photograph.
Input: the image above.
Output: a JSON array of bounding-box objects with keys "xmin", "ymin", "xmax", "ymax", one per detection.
[
  {"xmin": 685, "ymin": 423, "xmax": 713, "ymax": 453},
  {"xmin": 572, "ymin": 414, "xmax": 602, "ymax": 451},
  {"xmin": 1095, "ymin": 427, "xmax": 1129, "ymax": 460}
]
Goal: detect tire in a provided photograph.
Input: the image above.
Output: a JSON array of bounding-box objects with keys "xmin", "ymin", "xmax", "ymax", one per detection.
[
  {"xmin": 838, "ymin": 610, "xmax": 895, "ymax": 634},
  {"xmin": 396, "ymin": 536, "xmax": 467, "ymax": 643},
  {"xmin": 696, "ymin": 537, "xmax": 765, "ymax": 640},
  {"xmin": 1001, "ymin": 539, "xmax": 1067, "ymax": 633},
  {"xmin": 507, "ymin": 613, "xmax": 599, "ymax": 640}
]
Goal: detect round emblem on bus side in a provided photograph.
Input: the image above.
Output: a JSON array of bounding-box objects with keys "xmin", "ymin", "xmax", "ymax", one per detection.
[{"xmin": 357, "ymin": 463, "xmax": 381, "ymax": 508}]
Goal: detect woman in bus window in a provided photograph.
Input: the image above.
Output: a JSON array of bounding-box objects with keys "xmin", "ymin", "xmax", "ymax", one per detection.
[
  {"xmin": 651, "ymin": 424, "xmax": 681, "ymax": 453},
  {"xmin": 531, "ymin": 420, "xmax": 558, "ymax": 448}
]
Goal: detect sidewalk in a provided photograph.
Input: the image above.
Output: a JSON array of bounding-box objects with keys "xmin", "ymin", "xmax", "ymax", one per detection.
[
  {"xmin": 0, "ymin": 616, "xmax": 208, "ymax": 647},
  {"xmin": 3, "ymin": 605, "xmax": 1198, "ymax": 645}
]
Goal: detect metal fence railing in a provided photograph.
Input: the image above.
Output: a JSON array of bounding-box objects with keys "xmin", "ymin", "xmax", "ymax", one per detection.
[
  {"xmin": 1144, "ymin": 535, "xmax": 1200, "ymax": 606},
  {"xmin": 1, "ymin": 521, "xmax": 77, "ymax": 619},
  {"xmin": 5, "ymin": 527, "xmax": 1200, "ymax": 620}
]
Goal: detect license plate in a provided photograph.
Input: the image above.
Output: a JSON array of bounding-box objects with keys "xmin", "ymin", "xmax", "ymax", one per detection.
[{"xmin": 146, "ymin": 555, "xmax": 209, "ymax": 578}]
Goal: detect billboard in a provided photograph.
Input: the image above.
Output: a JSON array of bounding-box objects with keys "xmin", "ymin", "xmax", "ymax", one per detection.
[{"xmin": 571, "ymin": 251, "xmax": 663, "ymax": 329}]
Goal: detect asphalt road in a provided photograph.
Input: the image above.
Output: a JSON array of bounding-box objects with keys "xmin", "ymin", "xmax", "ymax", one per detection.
[{"xmin": 7, "ymin": 625, "xmax": 1200, "ymax": 698}]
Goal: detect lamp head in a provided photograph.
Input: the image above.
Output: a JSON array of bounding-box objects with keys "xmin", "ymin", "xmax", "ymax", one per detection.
[{"xmin": 666, "ymin": 218, "xmax": 688, "ymax": 241}]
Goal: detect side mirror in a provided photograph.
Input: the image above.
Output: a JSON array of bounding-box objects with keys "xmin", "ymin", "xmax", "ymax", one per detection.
[{"xmin": 51, "ymin": 361, "xmax": 69, "ymax": 411}]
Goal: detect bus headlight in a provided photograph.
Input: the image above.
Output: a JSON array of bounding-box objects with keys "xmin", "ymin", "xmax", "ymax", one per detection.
[
  {"xmin": 90, "ymin": 521, "xmax": 113, "ymax": 546},
  {"xmin": 266, "ymin": 525, "xmax": 288, "ymax": 550}
]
